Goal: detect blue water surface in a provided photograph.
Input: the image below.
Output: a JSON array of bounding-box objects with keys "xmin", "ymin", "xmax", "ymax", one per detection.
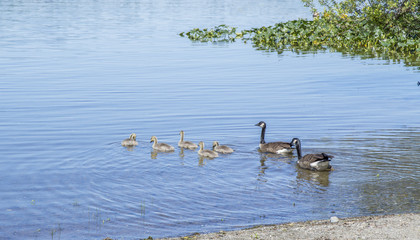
[{"xmin": 0, "ymin": 0, "xmax": 419, "ymax": 239}]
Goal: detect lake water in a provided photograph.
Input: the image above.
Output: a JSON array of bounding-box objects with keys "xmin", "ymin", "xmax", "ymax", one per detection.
[{"xmin": 0, "ymin": 0, "xmax": 419, "ymax": 239}]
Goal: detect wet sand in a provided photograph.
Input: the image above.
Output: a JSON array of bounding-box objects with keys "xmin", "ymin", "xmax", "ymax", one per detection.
[{"xmin": 159, "ymin": 213, "xmax": 419, "ymax": 240}]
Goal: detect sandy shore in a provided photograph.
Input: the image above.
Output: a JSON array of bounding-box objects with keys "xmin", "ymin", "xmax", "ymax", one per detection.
[{"xmin": 159, "ymin": 213, "xmax": 420, "ymax": 240}]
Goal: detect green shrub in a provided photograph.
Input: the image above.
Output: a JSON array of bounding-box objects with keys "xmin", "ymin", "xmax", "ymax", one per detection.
[{"xmin": 180, "ymin": 0, "xmax": 419, "ymax": 67}]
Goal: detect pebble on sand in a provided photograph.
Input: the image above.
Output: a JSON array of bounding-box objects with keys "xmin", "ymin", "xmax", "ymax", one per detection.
[{"xmin": 330, "ymin": 216, "xmax": 339, "ymax": 223}]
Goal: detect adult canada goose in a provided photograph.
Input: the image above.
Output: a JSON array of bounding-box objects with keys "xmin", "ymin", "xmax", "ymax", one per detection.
[
  {"xmin": 255, "ymin": 121, "xmax": 294, "ymax": 154},
  {"xmin": 121, "ymin": 133, "xmax": 138, "ymax": 147},
  {"xmin": 292, "ymin": 138, "xmax": 333, "ymax": 171},
  {"xmin": 178, "ymin": 130, "xmax": 198, "ymax": 150},
  {"xmin": 212, "ymin": 141, "xmax": 234, "ymax": 154},
  {"xmin": 150, "ymin": 136, "xmax": 175, "ymax": 152},
  {"xmin": 198, "ymin": 141, "xmax": 219, "ymax": 158}
]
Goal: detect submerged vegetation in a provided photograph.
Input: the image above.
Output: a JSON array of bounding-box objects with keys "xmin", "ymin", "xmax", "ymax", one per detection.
[{"xmin": 180, "ymin": 0, "xmax": 419, "ymax": 67}]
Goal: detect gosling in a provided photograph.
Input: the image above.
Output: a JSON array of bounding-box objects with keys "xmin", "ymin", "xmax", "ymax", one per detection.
[
  {"xmin": 212, "ymin": 141, "xmax": 234, "ymax": 154},
  {"xmin": 150, "ymin": 136, "xmax": 175, "ymax": 152},
  {"xmin": 198, "ymin": 141, "xmax": 219, "ymax": 158},
  {"xmin": 178, "ymin": 130, "xmax": 198, "ymax": 150},
  {"xmin": 121, "ymin": 133, "xmax": 138, "ymax": 147}
]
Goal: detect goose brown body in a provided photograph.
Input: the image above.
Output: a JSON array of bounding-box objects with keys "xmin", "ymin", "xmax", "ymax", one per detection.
[
  {"xmin": 292, "ymin": 138, "xmax": 333, "ymax": 171},
  {"xmin": 259, "ymin": 142, "xmax": 293, "ymax": 154},
  {"xmin": 255, "ymin": 121, "xmax": 293, "ymax": 154},
  {"xmin": 212, "ymin": 141, "xmax": 234, "ymax": 154}
]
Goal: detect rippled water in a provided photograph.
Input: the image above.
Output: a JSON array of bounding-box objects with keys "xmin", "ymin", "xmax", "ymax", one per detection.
[{"xmin": 0, "ymin": 0, "xmax": 419, "ymax": 239}]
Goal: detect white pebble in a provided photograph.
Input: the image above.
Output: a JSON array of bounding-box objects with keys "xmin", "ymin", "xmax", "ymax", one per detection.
[{"xmin": 330, "ymin": 216, "xmax": 339, "ymax": 223}]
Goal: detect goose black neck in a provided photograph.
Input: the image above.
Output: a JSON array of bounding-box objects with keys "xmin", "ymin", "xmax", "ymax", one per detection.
[
  {"xmin": 296, "ymin": 142, "xmax": 302, "ymax": 160},
  {"xmin": 260, "ymin": 125, "xmax": 266, "ymax": 144}
]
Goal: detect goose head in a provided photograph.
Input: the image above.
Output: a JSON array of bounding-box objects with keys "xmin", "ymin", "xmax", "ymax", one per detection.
[
  {"xmin": 291, "ymin": 138, "xmax": 302, "ymax": 158},
  {"xmin": 212, "ymin": 141, "xmax": 219, "ymax": 148},
  {"xmin": 291, "ymin": 138, "xmax": 301, "ymax": 148},
  {"xmin": 255, "ymin": 121, "xmax": 266, "ymax": 128},
  {"xmin": 150, "ymin": 136, "xmax": 157, "ymax": 143},
  {"xmin": 198, "ymin": 141, "xmax": 204, "ymax": 150},
  {"xmin": 129, "ymin": 133, "xmax": 137, "ymax": 141}
]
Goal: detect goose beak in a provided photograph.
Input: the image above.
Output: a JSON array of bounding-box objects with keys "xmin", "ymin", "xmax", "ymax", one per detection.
[{"xmin": 254, "ymin": 123, "xmax": 259, "ymax": 126}]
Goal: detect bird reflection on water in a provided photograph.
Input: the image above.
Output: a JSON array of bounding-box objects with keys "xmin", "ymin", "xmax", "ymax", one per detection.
[
  {"xmin": 257, "ymin": 152, "xmax": 295, "ymax": 183},
  {"xmin": 295, "ymin": 166, "xmax": 331, "ymax": 188},
  {"xmin": 150, "ymin": 150, "xmax": 175, "ymax": 159}
]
